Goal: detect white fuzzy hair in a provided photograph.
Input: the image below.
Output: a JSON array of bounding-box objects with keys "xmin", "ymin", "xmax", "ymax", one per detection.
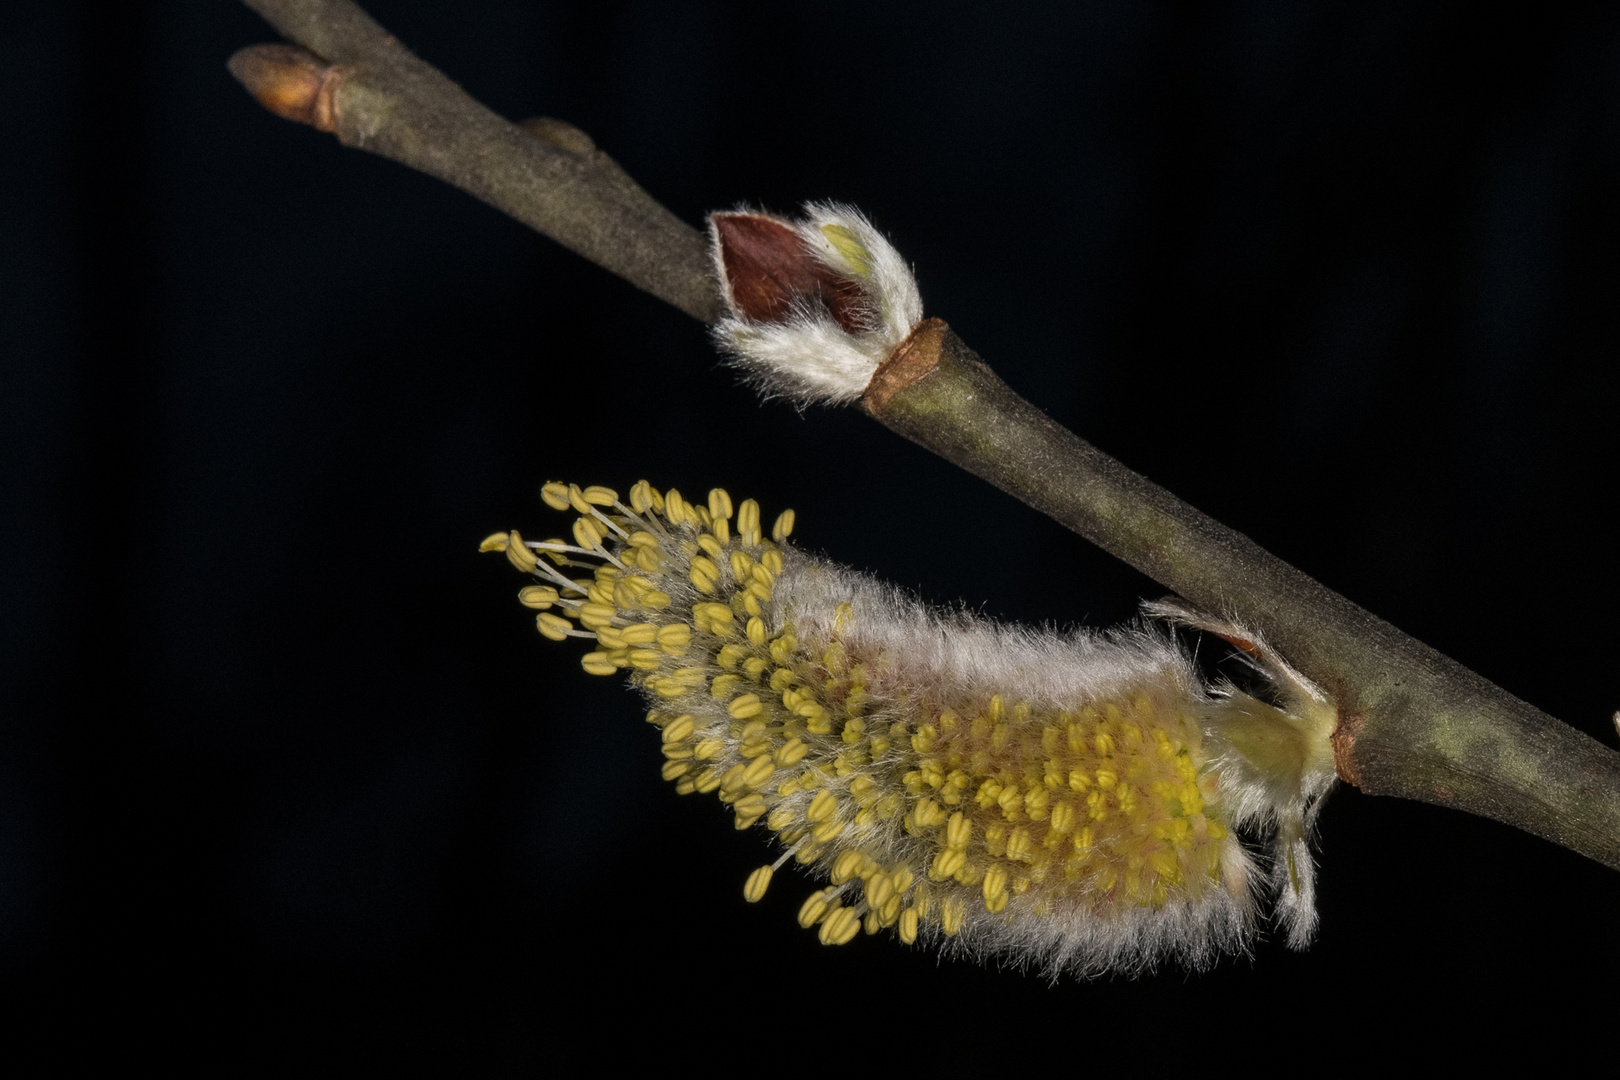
[
  {"xmin": 1143, "ymin": 599, "xmax": 1339, "ymax": 951},
  {"xmin": 765, "ymin": 552, "xmax": 1266, "ymax": 978},
  {"xmin": 710, "ymin": 202, "xmax": 923, "ymax": 406}
]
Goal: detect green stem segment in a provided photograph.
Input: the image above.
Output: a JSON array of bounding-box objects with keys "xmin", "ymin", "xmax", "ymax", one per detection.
[
  {"xmin": 866, "ymin": 319, "xmax": 1620, "ymax": 869},
  {"xmin": 235, "ymin": 0, "xmax": 1620, "ymax": 870}
]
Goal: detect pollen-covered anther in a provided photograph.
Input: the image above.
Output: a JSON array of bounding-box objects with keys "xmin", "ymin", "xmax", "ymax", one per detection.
[{"xmin": 743, "ymin": 865, "xmax": 773, "ymax": 903}]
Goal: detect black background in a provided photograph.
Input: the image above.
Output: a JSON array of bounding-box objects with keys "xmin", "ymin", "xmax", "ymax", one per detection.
[{"xmin": 6, "ymin": 0, "xmax": 1620, "ymax": 1065}]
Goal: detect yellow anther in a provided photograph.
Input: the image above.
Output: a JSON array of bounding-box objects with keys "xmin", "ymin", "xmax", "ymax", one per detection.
[
  {"xmin": 983, "ymin": 865, "xmax": 1009, "ymax": 906},
  {"xmin": 914, "ymin": 799, "xmax": 947, "ymax": 828},
  {"xmin": 618, "ymin": 623, "xmax": 656, "ymax": 644},
  {"xmin": 812, "ymin": 819, "xmax": 845, "ymax": 843},
  {"xmin": 692, "ymin": 600, "xmax": 732, "ymax": 633},
  {"xmin": 517, "ymin": 585, "xmax": 558, "ymax": 610},
  {"xmin": 661, "ymin": 760, "xmax": 690, "ymax": 781},
  {"xmin": 572, "ymin": 517, "xmax": 603, "ymax": 552},
  {"xmin": 797, "ymin": 889, "xmax": 834, "ymax": 928},
  {"xmin": 719, "ymin": 763, "xmax": 748, "ymax": 794},
  {"xmin": 772, "ymin": 509, "xmax": 795, "ymax": 542},
  {"xmin": 929, "ymin": 849, "xmax": 965, "ymax": 881},
  {"xmin": 628, "ymin": 480, "xmax": 654, "ymax": 514},
  {"xmin": 773, "ymin": 738, "xmax": 809, "ymax": 768},
  {"xmin": 577, "ymin": 602, "xmax": 616, "ymax": 629},
  {"xmin": 729, "ymin": 550, "xmax": 754, "ymax": 580},
  {"xmin": 743, "ymin": 865, "xmax": 773, "ymax": 903},
  {"xmin": 664, "ymin": 489, "xmax": 687, "ymax": 525},
  {"xmin": 727, "ymin": 694, "xmax": 763, "ymax": 719},
  {"xmin": 595, "ymin": 627, "xmax": 626, "ymax": 650},
  {"xmin": 693, "ymin": 767, "xmax": 723, "ymax": 794},
  {"xmin": 580, "ymin": 652, "xmax": 616, "ymax": 676},
  {"xmin": 708, "ymin": 488, "xmax": 733, "ymax": 521},
  {"xmin": 945, "ymin": 812, "xmax": 972, "ymax": 851},
  {"xmin": 820, "ymin": 223, "xmax": 873, "ymax": 276},
  {"xmin": 737, "ymin": 499, "xmax": 760, "ymax": 537},
  {"xmin": 767, "ymin": 808, "xmax": 797, "ymax": 831},
  {"xmin": 866, "ymin": 873, "xmax": 896, "ymax": 909},
  {"xmin": 761, "ymin": 549, "xmax": 784, "ymax": 574},
  {"xmin": 940, "ymin": 897, "xmax": 966, "ymax": 937},
  {"xmin": 539, "ymin": 483, "xmax": 571, "ymax": 511},
  {"xmin": 831, "ymin": 850, "xmax": 864, "ymax": 884},
  {"xmin": 502, "ymin": 531, "xmax": 538, "ymax": 572},
  {"xmin": 562, "ymin": 484, "xmax": 591, "ymax": 516},
  {"xmin": 712, "ymin": 517, "xmax": 730, "ymax": 545},
  {"xmin": 711, "ymin": 674, "xmax": 743, "ymax": 699},
  {"xmin": 741, "ymin": 757, "xmax": 775, "ymax": 790},
  {"xmin": 693, "ymin": 738, "xmax": 725, "ymax": 761},
  {"xmin": 697, "ymin": 534, "xmax": 724, "ymax": 561},
  {"xmin": 746, "ymin": 617, "xmax": 767, "ymax": 647},
  {"xmin": 819, "ymin": 907, "xmax": 861, "ymax": 946},
  {"xmin": 536, "ymin": 613, "xmax": 571, "ymax": 641},
  {"xmin": 747, "ymin": 580, "xmax": 773, "ymax": 604},
  {"xmin": 833, "ymin": 602, "xmax": 853, "ymax": 634},
  {"xmin": 689, "ymin": 565, "xmax": 716, "ymax": 594},
  {"xmin": 733, "ymin": 793, "xmax": 766, "ymax": 821},
  {"xmin": 997, "ymin": 784, "xmax": 1022, "ymax": 817},
  {"xmin": 806, "ymin": 789, "xmax": 838, "ymax": 824},
  {"xmin": 1095, "ymin": 732, "xmax": 1115, "ymax": 757},
  {"xmin": 662, "ymin": 715, "xmax": 695, "ymax": 743},
  {"xmin": 1095, "ymin": 768, "xmax": 1117, "ymax": 790},
  {"xmin": 716, "ymin": 643, "xmax": 748, "ymax": 670},
  {"xmin": 655, "ymin": 623, "xmax": 689, "ymax": 653},
  {"xmin": 478, "ymin": 531, "xmax": 509, "ymax": 553},
  {"xmin": 627, "ymin": 531, "xmax": 659, "ymax": 548},
  {"xmin": 899, "ymin": 908, "xmax": 919, "ymax": 944},
  {"xmin": 751, "ymin": 564, "xmax": 776, "ymax": 591},
  {"xmin": 582, "ymin": 485, "xmax": 618, "ymax": 506}
]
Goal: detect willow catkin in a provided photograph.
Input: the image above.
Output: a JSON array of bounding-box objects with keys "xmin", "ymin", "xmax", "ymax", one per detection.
[{"xmin": 481, "ymin": 480, "xmax": 1337, "ymax": 978}]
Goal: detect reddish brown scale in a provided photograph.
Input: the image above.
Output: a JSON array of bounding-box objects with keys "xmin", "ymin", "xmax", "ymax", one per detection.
[{"xmin": 713, "ymin": 213, "xmax": 867, "ymax": 333}]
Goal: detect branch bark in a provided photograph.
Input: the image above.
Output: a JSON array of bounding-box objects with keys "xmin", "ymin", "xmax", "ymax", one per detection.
[
  {"xmin": 231, "ymin": 0, "xmax": 1620, "ymax": 869},
  {"xmin": 233, "ymin": 0, "xmax": 720, "ymax": 322}
]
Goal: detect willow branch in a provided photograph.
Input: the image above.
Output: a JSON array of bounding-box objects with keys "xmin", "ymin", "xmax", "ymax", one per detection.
[
  {"xmin": 230, "ymin": 0, "xmax": 1620, "ymax": 869},
  {"xmin": 231, "ymin": 0, "xmax": 720, "ymax": 322}
]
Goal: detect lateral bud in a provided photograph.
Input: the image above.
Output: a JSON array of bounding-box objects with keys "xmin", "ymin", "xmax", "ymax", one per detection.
[
  {"xmin": 707, "ymin": 203, "xmax": 925, "ymax": 406},
  {"xmin": 227, "ymin": 44, "xmax": 348, "ymax": 134}
]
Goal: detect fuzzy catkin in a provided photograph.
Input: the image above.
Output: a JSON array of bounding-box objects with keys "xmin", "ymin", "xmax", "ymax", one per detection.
[{"xmin": 482, "ymin": 480, "xmax": 1333, "ymax": 978}]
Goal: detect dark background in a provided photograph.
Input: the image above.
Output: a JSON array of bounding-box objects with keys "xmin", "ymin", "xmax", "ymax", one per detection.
[{"xmin": 6, "ymin": 0, "xmax": 1620, "ymax": 1064}]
